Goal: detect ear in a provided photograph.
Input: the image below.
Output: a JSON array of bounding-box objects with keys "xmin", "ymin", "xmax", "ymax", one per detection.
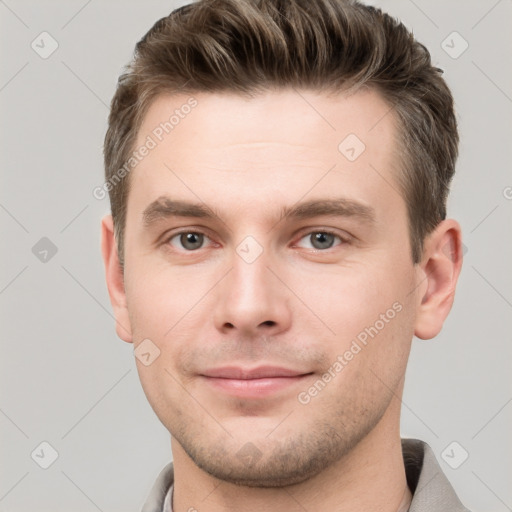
[
  {"xmin": 414, "ymin": 219, "xmax": 463, "ymax": 340},
  {"xmin": 100, "ymin": 214, "xmax": 133, "ymax": 343}
]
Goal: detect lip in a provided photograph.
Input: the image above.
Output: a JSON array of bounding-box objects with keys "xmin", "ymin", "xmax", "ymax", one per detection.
[
  {"xmin": 201, "ymin": 365, "xmax": 309, "ymax": 379},
  {"xmin": 200, "ymin": 366, "xmax": 313, "ymax": 399}
]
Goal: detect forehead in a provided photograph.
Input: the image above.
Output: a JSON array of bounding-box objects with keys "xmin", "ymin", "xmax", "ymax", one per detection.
[
  {"xmin": 129, "ymin": 88, "xmax": 404, "ymax": 225},
  {"xmin": 136, "ymin": 87, "xmax": 397, "ymax": 159}
]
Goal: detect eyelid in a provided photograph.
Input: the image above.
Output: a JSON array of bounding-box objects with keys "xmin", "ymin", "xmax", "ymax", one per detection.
[{"xmin": 294, "ymin": 226, "xmax": 351, "ymax": 241}]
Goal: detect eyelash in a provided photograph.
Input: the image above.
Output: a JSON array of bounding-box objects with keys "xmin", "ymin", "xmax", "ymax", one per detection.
[{"xmin": 162, "ymin": 228, "xmax": 350, "ymax": 253}]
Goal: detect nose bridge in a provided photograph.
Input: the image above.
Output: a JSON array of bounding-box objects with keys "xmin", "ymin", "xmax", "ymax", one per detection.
[
  {"xmin": 230, "ymin": 235, "xmax": 275, "ymax": 308},
  {"xmin": 213, "ymin": 233, "xmax": 291, "ymax": 334}
]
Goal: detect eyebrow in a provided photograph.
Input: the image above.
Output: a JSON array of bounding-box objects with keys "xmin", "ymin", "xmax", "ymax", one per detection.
[{"xmin": 142, "ymin": 196, "xmax": 375, "ymax": 228}]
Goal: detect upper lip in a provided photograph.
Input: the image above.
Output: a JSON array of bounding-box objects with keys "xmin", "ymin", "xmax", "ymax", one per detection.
[{"xmin": 201, "ymin": 366, "xmax": 311, "ymax": 379}]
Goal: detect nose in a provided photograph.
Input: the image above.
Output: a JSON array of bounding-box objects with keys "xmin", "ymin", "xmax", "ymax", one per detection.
[{"xmin": 213, "ymin": 245, "xmax": 292, "ymax": 337}]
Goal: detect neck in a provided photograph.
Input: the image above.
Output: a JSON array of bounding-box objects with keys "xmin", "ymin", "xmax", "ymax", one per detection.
[{"xmin": 170, "ymin": 400, "xmax": 411, "ymax": 512}]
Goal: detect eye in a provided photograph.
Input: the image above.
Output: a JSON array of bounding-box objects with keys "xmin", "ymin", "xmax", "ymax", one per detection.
[
  {"xmin": 167, "ymin": 231, "xmax": 212, "ymax": 251},
  {"xmin": 296, "ymin": 230, "xmax": 345, "ymax": 251},
  {"xmin": 163, "ymin": 229, "xmax": 347, "ymax": 253}
]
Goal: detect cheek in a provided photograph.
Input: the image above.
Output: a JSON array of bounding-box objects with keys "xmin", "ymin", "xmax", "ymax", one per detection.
[
  {"xmin": 302, "ymin": 298, "xmax": 414, "ymax": 416},
  {"xmin": 125, "ymin": 267, "xmax": 197, "ymax": 421},
  {"xmin": 124, "ymin": 261, "xmax": 210, "ymax": 399},
  {"xmin": 288, "ymin": 261, "xmax": 405, "ymax": 337},
  {"xmin": 124, "ymin": 257, "xmax": 201, "ymax": 340},
  {"xmin": 292, "ymin": 257, "xmax": 416, "ymax": 380}
]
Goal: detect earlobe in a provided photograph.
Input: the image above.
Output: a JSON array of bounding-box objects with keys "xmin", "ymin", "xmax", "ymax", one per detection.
[
  {"xmin": 413, "ymin": 219, "xmax": 463, "ymax": 340},
  {"xmin": 100, "ymin": 214, "xmax": 133, "ymax": 343}
]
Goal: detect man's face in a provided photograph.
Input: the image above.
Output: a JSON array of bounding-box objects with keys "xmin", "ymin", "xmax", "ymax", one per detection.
[{"xmin": 120, "ymin": 89, "xmax": 423, "ymax": 486}]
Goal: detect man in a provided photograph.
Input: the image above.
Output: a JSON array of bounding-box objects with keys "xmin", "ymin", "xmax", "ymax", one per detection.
[{"xmin": 100, "ymin": 0, "xmax": 469, "ymax": 510}]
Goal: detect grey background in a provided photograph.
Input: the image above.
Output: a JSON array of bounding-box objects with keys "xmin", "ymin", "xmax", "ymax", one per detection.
[{"xmin": 1, "ymin": 0, "xmax": 511, "ymax": 511}]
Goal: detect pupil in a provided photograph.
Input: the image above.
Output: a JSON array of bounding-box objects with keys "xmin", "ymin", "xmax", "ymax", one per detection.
[
  {"xmin": 313, "ymin": 232, "xmax": 333, "ymax": 249},
  {"xmin": 182, "ymin": 233, "xmax": 202, "ymax": 250}
]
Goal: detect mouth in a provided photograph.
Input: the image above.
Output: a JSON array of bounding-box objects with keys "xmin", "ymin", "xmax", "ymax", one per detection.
[{"xmin": 199, "ymin": 366, "xmax": 314, "ymax": 399}]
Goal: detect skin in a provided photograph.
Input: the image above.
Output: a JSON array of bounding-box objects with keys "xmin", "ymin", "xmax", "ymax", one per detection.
[{"xmin": 101, "ymin": 88, "xmax": 462, "ymax": 512}]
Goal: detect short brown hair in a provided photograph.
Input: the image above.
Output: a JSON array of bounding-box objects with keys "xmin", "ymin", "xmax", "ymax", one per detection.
[{"xmin": 104, "ymin": 0, "xmax": 458, "ymax": 266}]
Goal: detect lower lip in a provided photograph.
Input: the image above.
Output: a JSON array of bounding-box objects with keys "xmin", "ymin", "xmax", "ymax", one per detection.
[{"xmin": 201, "ymin": 374, "xmax": 312, "ymax": 398}]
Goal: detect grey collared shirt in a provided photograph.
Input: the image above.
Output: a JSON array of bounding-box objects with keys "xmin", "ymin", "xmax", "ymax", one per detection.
[{"xmin": 141, "ymin": 438, "xmax": 471, "ymax": 512}]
